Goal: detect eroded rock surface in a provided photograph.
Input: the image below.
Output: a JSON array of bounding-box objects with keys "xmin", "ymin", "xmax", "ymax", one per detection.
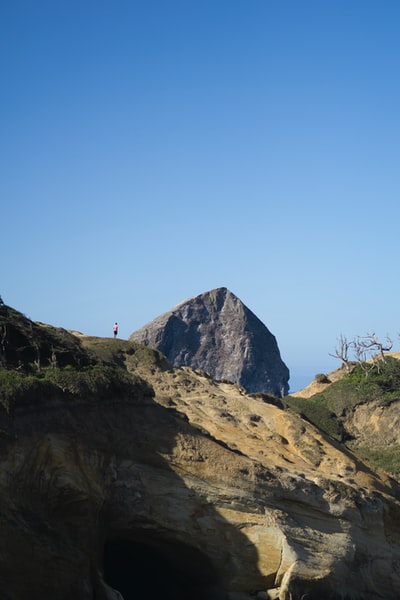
[
  {"xmin": 129, "ymin": 287, "xmax": 289, "ymax": 396},
  {"xmin": 1, "ymin": 306, "xmax": 400, "ymax": 599}
]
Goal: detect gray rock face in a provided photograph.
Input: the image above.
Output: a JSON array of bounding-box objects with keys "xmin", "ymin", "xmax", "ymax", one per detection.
[{"xmin": 129, "ymin": 287, "xmax": 289, "ymax": 396}]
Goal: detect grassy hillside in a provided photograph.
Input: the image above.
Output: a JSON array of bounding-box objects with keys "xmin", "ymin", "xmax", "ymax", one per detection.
[
  {"xmin": 0, "ymin": 304, "xmax": 167, "ymax": 413},
  {"xmin": 285, "ymin": 357, "xmax": 400, "ymax": 477}
]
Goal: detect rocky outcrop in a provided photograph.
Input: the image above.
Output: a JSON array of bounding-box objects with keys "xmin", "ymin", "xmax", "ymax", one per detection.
[
  {"xmin": 2, "ymin": 305, "xmax": 400, "ymax": 599},
  {"xmin": 129, "ymin": 287, "xmax": 290, "ymax": 396},
  {"xmin": 0, "ymin": 304, "xmax": 92, "ymax": 369}
]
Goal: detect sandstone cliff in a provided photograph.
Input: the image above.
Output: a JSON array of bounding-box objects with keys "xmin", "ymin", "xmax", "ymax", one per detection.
[
  {"xmin": 129, "ymin": 287, "xmax": 290, "ymax": 397},
  {"xmin": 1, "ymin": 304, "xmax": 400, "ymax": 599}
]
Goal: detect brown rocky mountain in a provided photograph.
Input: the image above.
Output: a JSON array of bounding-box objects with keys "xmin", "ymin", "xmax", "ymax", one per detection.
[
  {"xmin": 129, "ymin": 287, "xmax": 290, "ymax": 397},
  {"xmin": 1, "ymin": 303, "xmax": 400, "ymax": 598}
]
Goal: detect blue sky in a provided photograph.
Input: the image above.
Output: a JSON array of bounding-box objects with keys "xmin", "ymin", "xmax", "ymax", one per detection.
[{"xmin": 2, "ymin": 1, "xmax": 400, "ymax": 391}]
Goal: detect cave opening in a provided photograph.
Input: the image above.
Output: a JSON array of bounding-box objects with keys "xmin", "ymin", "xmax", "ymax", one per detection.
[{"xmin": 103, "ymin": 537, "xmax": 223, "ymax": 600}]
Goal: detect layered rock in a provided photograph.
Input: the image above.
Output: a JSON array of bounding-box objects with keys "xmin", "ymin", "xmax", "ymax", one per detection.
[
  {"xmin": 129, "ymin": 287, "xmax": 289, "ymax": 396},
  {"xmin": 1, "ymin": 305, "xmax": 400, "ymax": 598}
]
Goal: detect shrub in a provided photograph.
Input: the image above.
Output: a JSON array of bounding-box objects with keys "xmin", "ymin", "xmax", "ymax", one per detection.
[
  {"xmin": 283, "ymin": 395, "xmax": 344, "ymax": 441},
  {"xmin": 353, "ymin": 445, "xmax": 400, "ymax": 477},
  {"xmin": 314, "ymin": 373, "xmax": 331, "ymax": 384}
]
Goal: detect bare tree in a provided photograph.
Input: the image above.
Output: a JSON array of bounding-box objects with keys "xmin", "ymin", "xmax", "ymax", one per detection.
[
  {"xmin": 356, "ymin": 332, "xmax": 393, "ymax": 363},
  {"xmin": 350, "ymin": 332, "xmax": 393, "ymax": 377},
  {"xmin": 329, "ymin": 334, "xmax": 354, "ymax": 373},
  {"xmin": 332, "ymin": 331, "xmax": 395, "ymax": 380},
  {"xmin": 353, "ymin": 338, "xmax": 376, "ymax": 378}
]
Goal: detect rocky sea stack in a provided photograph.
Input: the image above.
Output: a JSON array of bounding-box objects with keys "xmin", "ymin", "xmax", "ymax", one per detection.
[{"xmin": 129, "ymin": 287, "xmax": 290, "ymax": 396}]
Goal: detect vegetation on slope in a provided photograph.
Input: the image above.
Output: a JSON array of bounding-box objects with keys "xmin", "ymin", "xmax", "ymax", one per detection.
[
  {"xmin": 2, "ymin": 299, "xmax": 400, "ymax": 479},
  {"xmin": 0, "ymin": 303, "xmax": 163, "ymax": 413},
  {"xmin": 285, "ymin": 357, "xmax": 400, "ymax": 477}
]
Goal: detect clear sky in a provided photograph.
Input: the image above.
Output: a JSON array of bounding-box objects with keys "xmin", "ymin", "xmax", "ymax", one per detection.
[{"xmin": 2, "ymin": 1, "xmax": 400, "ymax": 391}]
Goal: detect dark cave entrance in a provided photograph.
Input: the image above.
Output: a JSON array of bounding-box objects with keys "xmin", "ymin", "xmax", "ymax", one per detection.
[{"xmin": 103, "ymin": 537, "xmax": 224, "ymax": 600}]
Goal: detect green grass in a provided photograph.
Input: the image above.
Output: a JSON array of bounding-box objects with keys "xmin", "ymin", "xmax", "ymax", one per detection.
[
  {"xmin": 0, "ymin": 302, "xmax": 166, "ymax": 412},
  {"xmin": 0, "ymin": 312, "xmax": 165, "ymax": 413},
  {"xmin": 289, "ymin": 357, "xmax": 400, "ymax": 417},
  {"xmin": 283, "ymin": 395, "xmax": 344, "ymax": 441},
  {"xmin": 285, "ymin": 357, "xmax": 400, "ymax": 476},
  {"xmin": 80, "ymin": 336, "xmax": 171, "ymax": 372},
  {"xmin": 0, "ymin": 368, "xmax": 40, "ymax": 412},
  {"xmin": 351, "ymin": 445, "xmax": 400, "ymax": 477},
  {"xmin": 0, "ymin": 360, "xmax": 152, "ymax": 413},
  {"xmin": 43, "ymin": 364, "xmax": 138, "ymax": 396}
]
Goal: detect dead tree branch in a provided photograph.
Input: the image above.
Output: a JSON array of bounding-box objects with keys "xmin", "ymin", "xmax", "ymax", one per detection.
[
  {"xmin": 329, "ymin": 334, "xmax": 354, "ymax": 373},
  {"xmin": 357, "ymin": 332, "xmax": 393, "ymax": 363}
]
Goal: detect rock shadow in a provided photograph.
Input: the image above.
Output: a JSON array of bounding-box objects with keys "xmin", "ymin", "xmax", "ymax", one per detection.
[{"xmin": 0, "ymin": 366, "xmax": 265, "ymax": 599}]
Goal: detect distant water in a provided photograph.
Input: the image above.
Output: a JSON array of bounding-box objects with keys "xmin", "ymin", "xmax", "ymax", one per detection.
[
  {"xmin": 288, "ymin": 373, "xmax": 314, "ymax": 394},
  {"xmin": 289, "ymin": 364, "xmax": 337, "ymax": 394}
]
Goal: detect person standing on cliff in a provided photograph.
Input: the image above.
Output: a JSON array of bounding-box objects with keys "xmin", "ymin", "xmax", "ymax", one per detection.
[{"xmin": 113, "ymin": 322, "xmax": 118, "ymax": 338}]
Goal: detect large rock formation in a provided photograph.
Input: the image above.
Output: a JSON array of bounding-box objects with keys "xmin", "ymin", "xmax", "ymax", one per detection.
[
  {"xmin": 129, "ymin": 287, "xmax": 290, "ymax": 396},
  {"xmin": 2, "ymin": 303, "xmax": 400, "ymax": 599}
]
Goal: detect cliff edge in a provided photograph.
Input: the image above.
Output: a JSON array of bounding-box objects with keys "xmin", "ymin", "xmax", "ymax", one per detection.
[{"xmin": 1, "ymin": 303, "xmax": 400, "ymax": 599}]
